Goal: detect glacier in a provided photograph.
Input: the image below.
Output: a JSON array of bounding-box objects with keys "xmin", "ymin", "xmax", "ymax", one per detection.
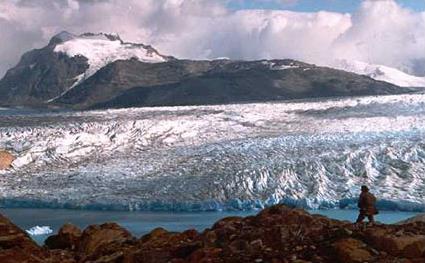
[{"xmin": 1, "ymin": 94, "xmax": 425, "ymax": 211}]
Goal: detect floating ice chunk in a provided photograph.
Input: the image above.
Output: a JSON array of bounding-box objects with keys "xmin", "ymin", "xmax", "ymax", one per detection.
[{"xmin": 26, "ymin": 226, "xmax": 53, "ymax": 236}]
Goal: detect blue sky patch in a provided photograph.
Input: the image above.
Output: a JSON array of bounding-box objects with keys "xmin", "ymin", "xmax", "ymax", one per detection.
[{"xmin": 228, "ymin": 0, "xmax": 425, "ymax": 13}]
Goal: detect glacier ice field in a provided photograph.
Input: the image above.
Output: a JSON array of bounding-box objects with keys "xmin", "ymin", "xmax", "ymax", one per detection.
[{"xmin": 1, "ymin": 94, "xmax": 425, "ymax": 211}]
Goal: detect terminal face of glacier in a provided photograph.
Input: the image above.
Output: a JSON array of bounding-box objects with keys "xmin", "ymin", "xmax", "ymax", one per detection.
[{"xmin": 1, "ymin": 94, "xmax": 425, "ymax": 211}]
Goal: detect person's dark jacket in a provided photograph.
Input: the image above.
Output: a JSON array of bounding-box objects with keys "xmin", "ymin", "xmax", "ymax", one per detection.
[{"xmin": 358, "ymin": 191, "xmax": 378, "ymax": 215}]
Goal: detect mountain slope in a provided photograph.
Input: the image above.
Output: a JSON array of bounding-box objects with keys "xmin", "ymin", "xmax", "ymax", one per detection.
[
  {"xmin": 82, "ymin": 60, "xmax": 409, "ymax": 110},
  {"xmin": 0, "ymin": 31, "xmax": 171, "ymax": 107},
  {"xmin": 0, "ymin": 32, "xmax": 419, "ymax": 110},
  {"xmin": 0, "ymin": 39, "xmax": 88, "ymax": 106},
  {"xmin": 52, "ymin": 32, "xmax": 170, "ymax": 95},
  {"xmin": 334, "ymin": 59, "xmax": 425, "ymax": 88}
]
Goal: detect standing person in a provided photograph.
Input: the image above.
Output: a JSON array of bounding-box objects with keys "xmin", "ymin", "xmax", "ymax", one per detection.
[{"xmin": 356, "ymin": 185, "xmax": 378, "ymax": 224}]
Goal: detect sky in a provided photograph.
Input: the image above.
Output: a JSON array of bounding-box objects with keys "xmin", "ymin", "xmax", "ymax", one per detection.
[
  {"xmin": 229, "ymin": 0, "xmax": 425, "ymax": 13},
  {"xmin": 0, "ymin": 0, "xmax": 425, "ymax": 77}
]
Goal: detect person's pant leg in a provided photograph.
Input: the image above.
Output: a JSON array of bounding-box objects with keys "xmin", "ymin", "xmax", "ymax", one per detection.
[
  {"xmin": 356, "ymin": 213, "xmax": 366, "ymax": 223},
  {"xmin": 367, "ymin": 215, "xmax": 375, "ymax": 223}
]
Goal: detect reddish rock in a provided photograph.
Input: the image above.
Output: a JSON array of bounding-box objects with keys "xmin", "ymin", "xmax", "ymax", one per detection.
[
  {"xmin": 78, "ymin": 222, "xmax": 134, "ymax": 261},
  {"xmin": 0, "ymin": 248, "xmax": 44, "ymax": 263},
  {"xmin": 0, "ymin": 214, "xmax": 48, "ymax": 262},
  {"xmin": 0, "ymin": 150, "xmax": 14, "ymax": 170},
  {"xmin": 333, "ymin": 238, "xmax": 373, "ymax": 263},
  {"xmin": 212, "ymin": 216, "xmax": 244, "ymax": 230},
  {"xmin": 134, "ymin": 228, "xmax": 202, "ymax": 263},
  {"xmin": 189, "ymin": 247, "xmax": 223, "ymax": 263},
  {"xmin": 139, "ymin": 227, "xmax": 170, "ymax": 244},
  {"xmin": 171, "ymin": 241, "xmax": 202, "ymax": 259},
  {"xmin": 45, "ymin": 223, "xmax": 82, "ymax": 250},
  {"xmin": 367, "ymin": 228, "xmax": 425, "ymax": 258},
  {"xmin": 203, "ymin": 229, "xmax": 218, "ymax": 245},
  {"xmin": 2, "ymin": 204, "xmax": 425, "ymax": 262}
]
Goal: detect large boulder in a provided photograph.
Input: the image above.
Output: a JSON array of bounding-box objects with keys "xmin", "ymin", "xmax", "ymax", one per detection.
[
  {"xmin": 0, "ymin": 151, "xmax": 15, "ymax": 170},
  {"xmin": 132, "ymin": 228, "xmax": 201, "ymax": 263},
  {"xmin": 332, "ymin": 238, "xmax": 373, "ymax": 263},
  {"xmin": 45, "ymin": 223, "xmax": 82, "ymax": 250},
  {"xmin": 0, "ymin": 214, "xmax": 47, "ymax": 262},
  {"xmin": 78, "ymin": 222, "xmax": 134, "ymax": 260},
  {"xmin": 366, "ymin": 228, "xmax": 425, "ymax": 258}
]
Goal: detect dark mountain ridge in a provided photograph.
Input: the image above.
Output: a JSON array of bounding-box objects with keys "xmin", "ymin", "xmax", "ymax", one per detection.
[{"xmin": 0, "ymin": 32, "xmax": 418, "ymax": 110}]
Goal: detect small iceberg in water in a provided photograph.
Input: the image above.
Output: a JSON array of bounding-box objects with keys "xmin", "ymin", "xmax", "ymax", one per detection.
[{"xmin": 26, "ymin": 226, "xmax": 53, "ymax": 236}]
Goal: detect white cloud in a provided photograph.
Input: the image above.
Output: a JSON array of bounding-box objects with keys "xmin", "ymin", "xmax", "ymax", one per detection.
[
  {"xmin": 0, "ymin": 0, "xmax": 424, "ymax": 78},
  {"xmin": 332, "ymin": 0, "xmax": 425, "ymax": 76}
]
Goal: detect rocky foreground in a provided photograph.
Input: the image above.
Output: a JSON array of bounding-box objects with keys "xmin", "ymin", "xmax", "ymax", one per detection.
[{"xmin": 1, "ymin": 205, "xmax": 425, "ymax": 263}]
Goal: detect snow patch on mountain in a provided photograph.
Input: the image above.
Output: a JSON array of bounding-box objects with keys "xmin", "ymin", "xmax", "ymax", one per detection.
[
  {"xmin": 262, "ymin": 61, "xmax": 300, "ymax": 70},
  {"xmin": 53, "ymin": 34, "xmax": 168, "ymax": 91},
  {"xmin": 334, "ymin": 60, "xmax": 425, "ymax": 88}
]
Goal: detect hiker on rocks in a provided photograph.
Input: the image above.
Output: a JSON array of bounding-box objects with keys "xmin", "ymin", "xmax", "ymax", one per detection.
[{"xmin": 356, "ymin": 185, "xmax": 378, "ymax": 224}]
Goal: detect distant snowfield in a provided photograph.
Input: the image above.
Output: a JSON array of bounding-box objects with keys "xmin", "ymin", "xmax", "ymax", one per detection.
[
  {"xmin": 334, "ymin": 60, "xmax": 425, "ymax": 88},
  {"xmin": 1, "ymin": 94, "xmax": 425, "ymax": 211}
]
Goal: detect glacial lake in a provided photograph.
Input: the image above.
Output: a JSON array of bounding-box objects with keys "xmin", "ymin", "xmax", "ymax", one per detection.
[{"xmin": 0, "ymin": 208, "xmax": 420, "ymax": 245}]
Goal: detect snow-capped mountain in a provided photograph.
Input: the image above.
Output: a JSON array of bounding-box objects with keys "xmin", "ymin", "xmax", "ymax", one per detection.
[
  {"xmin": 0, "ymin": 32, "xmax": 419, "ymax": 110},
  {"xmin": 51, "ymin": 32, "xmax": 170, "ymax": 97},
  {"xmin": 334, "ymin": 59, "xmax": 425, "ymax": 88}
]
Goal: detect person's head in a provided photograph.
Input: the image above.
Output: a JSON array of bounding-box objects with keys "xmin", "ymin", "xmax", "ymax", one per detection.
[{"xmin": 361, "ymin": 185, "xmax": 369, "ymax": 192}]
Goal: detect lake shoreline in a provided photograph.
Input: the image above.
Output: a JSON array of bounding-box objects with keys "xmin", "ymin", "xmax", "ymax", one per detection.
[
  {"xmin": 1, "ymin": 205, "xmax": 425, "ymax": 262},
  {"xmin": 1, "ymin": 207, "xmax": 420, "ymax": 245}
]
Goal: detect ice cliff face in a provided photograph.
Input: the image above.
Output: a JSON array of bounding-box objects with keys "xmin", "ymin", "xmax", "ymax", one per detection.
[{"xmin": 1, "ymin": 94, "xmax": 425, "ymax": 211}]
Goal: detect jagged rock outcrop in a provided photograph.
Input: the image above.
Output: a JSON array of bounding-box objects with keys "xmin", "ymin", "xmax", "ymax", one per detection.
[
  {"xmin": 0, "ymin": 214, "xmax": 50, "ymax": 263},
  {"xmin": 0, "ymin": 34, "xmax": 89, "ymax": 107},
  {"xmin": 2, "ymin": 205, "xmax": 425, "ymax": 262},
  {"xmin": 0, "ymin": 150, "xmax": 14, "ymax": 170},
  {"xmin": 77, "ymin": 222, "xmax": 134, "ymax": 261},
  {"xmin": 44, "ymin": 223, "xmax": 82, "ymax": 250}
]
